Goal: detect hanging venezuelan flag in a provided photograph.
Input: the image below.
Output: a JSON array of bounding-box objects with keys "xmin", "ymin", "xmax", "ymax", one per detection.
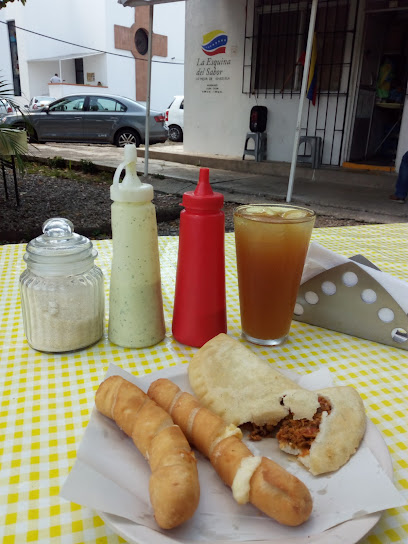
[{"xmin": 306, "ymin": 33, "xmax": 318, "ymax": 105}]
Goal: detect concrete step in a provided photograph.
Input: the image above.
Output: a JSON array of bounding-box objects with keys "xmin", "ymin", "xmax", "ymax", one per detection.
[{"xmin": 140, "ymin": 146, "xmax": 397, "ymax": 189}]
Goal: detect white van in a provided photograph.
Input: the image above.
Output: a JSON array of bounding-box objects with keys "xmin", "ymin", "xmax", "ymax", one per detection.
[{"xmin": 165, "ymin": 95, "xmax": 184, "ymax": 142}]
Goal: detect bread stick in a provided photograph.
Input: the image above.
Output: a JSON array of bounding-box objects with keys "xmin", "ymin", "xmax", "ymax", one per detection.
[
  {"xmin": 148, "ymin": 378, "xmax": 312, "ymax": 526},
  {"xmin": 95, "ymin": 375, "xmax": 200, "ymax": 529}
]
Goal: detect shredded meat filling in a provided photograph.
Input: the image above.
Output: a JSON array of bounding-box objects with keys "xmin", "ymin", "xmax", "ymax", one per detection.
[
  {"xmin": 246, "ymin": 422, "xmax": 277, "ymax": 441},
  {"xmin": 246, "ymin": 397, "xmax": 332, "ymax": 449},
  {"xmin": 276, "ymin": 397, "xmax": 332, "ymax": 454}
]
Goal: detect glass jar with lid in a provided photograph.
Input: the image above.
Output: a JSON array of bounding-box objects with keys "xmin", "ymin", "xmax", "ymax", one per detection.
[{"xmin": 19, "ymin": 217, "xmax": 105, "ymax": 353}]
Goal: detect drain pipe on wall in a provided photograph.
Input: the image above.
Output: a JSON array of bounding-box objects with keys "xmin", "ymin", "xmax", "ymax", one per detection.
[{"xmin": 286, "ymin": 0, "xmax": 318, "ymax": 203}]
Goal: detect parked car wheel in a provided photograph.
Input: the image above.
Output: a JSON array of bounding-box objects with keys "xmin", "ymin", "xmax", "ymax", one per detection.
[
  {"xmin": 165, "ymin": 96, "xmax": 184, "ymax": 142},
  {"xmin": 115, "ymin": 128, "xmax": 141, "ymax": 147},
  {"xmin": 168, "ymin": 124, "xmax": 183, "ymax": 142}
]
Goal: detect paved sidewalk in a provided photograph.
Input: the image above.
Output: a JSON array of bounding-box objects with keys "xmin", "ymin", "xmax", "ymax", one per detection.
[{"xmin": 28, "ymin": 142, "xmax": 408, "ymax": 224}]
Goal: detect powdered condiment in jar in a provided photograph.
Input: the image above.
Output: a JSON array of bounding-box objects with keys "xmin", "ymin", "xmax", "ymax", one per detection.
[{"xmin": 19, "ymin": 218, "xmax": 105, "ymax": 352}]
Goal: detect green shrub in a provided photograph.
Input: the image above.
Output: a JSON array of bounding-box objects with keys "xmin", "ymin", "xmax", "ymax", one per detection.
[
  {"xmin": 48, "ymin": 156, "xmax": 67, "ymax": 169},
  {"xmin": 80, "ymin": 159, "xmax": 98, "ymax": 174}
]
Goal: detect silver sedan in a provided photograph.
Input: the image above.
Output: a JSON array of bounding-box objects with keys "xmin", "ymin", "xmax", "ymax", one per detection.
[
  {"xmin": 26, "ymin": 96, "xmax": 56, "ymax": 111},
  {"xmin": 0, "ymin": 93, "xmax": 167, "ymax": 147}
]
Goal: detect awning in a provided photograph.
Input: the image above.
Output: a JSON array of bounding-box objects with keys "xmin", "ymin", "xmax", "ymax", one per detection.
[{"xmin": 28, "ymin": 52, "xmax": 102, "ymax": 63}]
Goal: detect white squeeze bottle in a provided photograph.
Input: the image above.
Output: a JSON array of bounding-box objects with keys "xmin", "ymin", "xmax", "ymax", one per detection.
[{"xmin": 108, "ymin": 144, "xmax": 165, "ymax": 348}]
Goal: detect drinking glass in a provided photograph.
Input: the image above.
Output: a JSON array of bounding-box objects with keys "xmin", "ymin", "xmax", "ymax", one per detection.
[{"xmin": 234, "ymin": 204, "xmax": 315, "ymax": 346}]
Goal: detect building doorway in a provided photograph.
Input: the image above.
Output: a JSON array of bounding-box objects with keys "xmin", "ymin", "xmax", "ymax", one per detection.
[
  {"xmin": 349, "ymin": 6, "xmax": 408, "ymax": 167},
  {"xmin": 75, "ymin": 58, "xmax": 84, "ymax": 85}
]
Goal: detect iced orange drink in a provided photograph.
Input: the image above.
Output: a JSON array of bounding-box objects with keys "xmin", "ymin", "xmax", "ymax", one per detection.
[{"xmin": 234, "ymin": 204, "xmax": 315, "ymax": 346}]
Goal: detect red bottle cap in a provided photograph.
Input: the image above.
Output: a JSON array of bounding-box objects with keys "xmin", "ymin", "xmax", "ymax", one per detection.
[{"xmin": 182, "ymin": 168, "xmax": 224, "ymax": 211}]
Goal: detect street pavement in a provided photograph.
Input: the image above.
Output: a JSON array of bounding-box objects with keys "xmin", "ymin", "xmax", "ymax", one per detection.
[{"xmin": 27, "ymin": 142, "xmax": 408, "ymax": 224}]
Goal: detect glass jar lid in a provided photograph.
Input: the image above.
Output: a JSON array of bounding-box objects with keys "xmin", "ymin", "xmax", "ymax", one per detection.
[{"xmin": 24, "ymin": 217, "xmax": 97, "ymax": 267}]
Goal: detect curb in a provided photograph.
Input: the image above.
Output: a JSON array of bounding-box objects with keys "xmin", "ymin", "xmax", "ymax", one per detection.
[{"xmin": 138, "ymin": 148, "xmax": 396, "ymax": 188}]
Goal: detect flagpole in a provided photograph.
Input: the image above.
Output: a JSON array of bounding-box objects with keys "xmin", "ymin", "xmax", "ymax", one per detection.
[
  {"xmin": 286, "ymin": 0, "xmax": 318, "ymax": 203},
  {"xmin": 144, "ymin": 4, "xmax": 154, "ymax": 178}
]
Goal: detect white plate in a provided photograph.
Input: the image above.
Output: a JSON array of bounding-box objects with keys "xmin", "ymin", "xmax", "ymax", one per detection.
[
  {"xmin": 97, "ymin": 369, "xmax": 393, "ymax": 544},
  {"xmin": 98, "ymin": 422, "xmax": 391, "ymax": 544}
]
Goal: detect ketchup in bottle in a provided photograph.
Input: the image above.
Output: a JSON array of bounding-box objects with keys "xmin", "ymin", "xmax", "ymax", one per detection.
[{"xmin": 172, "ymin": 168, "xmax": 227, "ymax": 347}]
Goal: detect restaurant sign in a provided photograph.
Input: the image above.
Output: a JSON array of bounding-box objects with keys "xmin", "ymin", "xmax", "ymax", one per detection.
[{"xmin": 196, "ymin": 29, "xmax": 231, "ymax": 94}]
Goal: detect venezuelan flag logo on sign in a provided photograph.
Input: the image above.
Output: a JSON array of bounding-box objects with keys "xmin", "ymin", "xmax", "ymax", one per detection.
[{"xmin": 201, "ymin": 30, "xmax": 228, "ymax": 56}]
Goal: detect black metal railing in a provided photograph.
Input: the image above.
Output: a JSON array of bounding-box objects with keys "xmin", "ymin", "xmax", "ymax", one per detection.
[{"xmin": 243, "ymin": 0, "xmax": 359, "ymax": 165}]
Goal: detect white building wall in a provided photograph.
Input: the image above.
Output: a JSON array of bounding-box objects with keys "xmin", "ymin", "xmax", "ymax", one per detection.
[
  {"xmin": 109, "ymin": 1, "xmax": 186, "ymax": 111},
  {"xmin": 30, "ymin": 63, "xmax": 60, "ymax": 98},
  {"xmin": 150, "ymin": 1, "xmax": 185, "ymax": 111},
  {"xmin": 0, "ymin": 12, "xmax": 13, "ymax": 82},
  {"xmin": 0, "ymin": 0, "xmax": 184, "ymax": 114},
  {"xmin": 105, "ymin": 0, "xmax": 136, "ymax": 101},
  {"xmin": 184, "ymin": 0, "xmax": 249, "ymax": 157},
  {"xmin": 0, "ymin": 2, "xmax": 30, "ymax": 106},
  {"xmin": 2, "ymin": 1, "xmax": 108, "ymax": 63},
  {"xmin": 105, "ymin": 53, "xmax": 135, "ymax": 101},
  {"xmin": 83, "ymin": 54, "xmax": 107, "ymax": 87},
  {"xmin": 184, "ymin": 0, "xmax": 307, "ymax": 161},
  {"xmin": 183, "ymin": 0, "xmax": 371, "ymax": 166}
]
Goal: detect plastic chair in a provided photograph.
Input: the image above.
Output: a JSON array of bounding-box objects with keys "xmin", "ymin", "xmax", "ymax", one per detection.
[
  {"xmin": 298, "ymin": 136, "xmax": 322, "ymax": 169},
  {"xmin": 243, "ymin": 132, "xmax": 267, "ymax": 162}
]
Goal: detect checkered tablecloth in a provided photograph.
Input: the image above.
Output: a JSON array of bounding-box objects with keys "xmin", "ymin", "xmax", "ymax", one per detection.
[{"xmin": 0, "ymin": 223, "xmax": 407, "ymax": 544}]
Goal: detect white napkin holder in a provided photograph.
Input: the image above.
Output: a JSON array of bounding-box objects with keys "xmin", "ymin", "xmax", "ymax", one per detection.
[{"xmin": 294, "ymin": 244, "xmax": 408, "ymax": 351}]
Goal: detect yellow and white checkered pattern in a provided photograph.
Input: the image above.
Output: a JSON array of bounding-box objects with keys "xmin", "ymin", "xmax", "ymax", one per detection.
[{"xmin": 0, "ymin": 224, "xmax": 407, "ymax": 543}]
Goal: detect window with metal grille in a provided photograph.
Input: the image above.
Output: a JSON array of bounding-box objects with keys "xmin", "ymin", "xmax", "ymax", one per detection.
[
  {"xmin": 317, "ymin": 4, "xmax": 349, "ymax": 92},
  {"xmin": 247, "ymin": 0, "xmax": 353, "ymax": 98}
]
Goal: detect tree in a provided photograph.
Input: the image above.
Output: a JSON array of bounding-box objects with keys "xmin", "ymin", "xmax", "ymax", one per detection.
[{"xmin": 0, "ymin": 0, "xmax": 27, "ymax": 8}]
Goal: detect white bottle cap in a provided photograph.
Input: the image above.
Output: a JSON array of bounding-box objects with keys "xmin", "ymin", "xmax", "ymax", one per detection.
[{"xmin": 110, "ymin": 144, "xmax": 154, "ymax": 202}]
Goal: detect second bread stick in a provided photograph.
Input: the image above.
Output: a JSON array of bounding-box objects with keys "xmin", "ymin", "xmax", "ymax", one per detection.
[{"xmin": 148, "ymin": 377, "xmax": 312, "ymax": 526}]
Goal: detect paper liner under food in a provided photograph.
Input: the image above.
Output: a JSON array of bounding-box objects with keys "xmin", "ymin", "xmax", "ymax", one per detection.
[{"xmin": 60, "ymin": 363, "xmax": 406, "ymax": 542}]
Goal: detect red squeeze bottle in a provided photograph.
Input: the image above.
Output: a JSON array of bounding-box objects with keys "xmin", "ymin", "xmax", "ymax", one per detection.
[{"xmin": 172, "ymin": 167, "xmax": 227, "ymax": 347}]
